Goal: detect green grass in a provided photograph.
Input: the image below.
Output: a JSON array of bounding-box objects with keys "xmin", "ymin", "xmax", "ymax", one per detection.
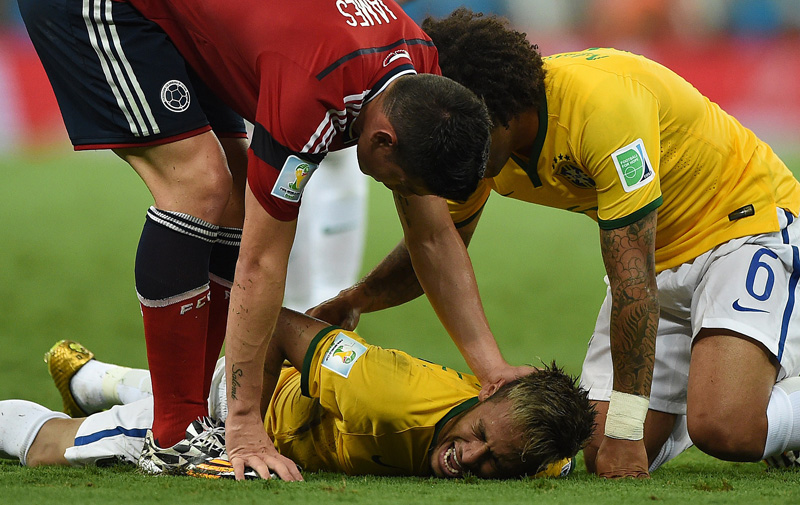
[{"xmin": 2, "ymin": 146, "xmax": 800, "ymax": 503}]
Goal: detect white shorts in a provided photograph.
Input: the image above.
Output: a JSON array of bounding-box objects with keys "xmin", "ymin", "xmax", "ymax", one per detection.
[
  {"xmin": 62, "ymin": 358, "xmax": 230, "ymax": 467},
  {"xmin": 64, "ymin": 398, "xmax": 153, "ymax": 466},
  {"xmin": 581, "ymin": 208, "xmax": 800, "ymax": 414}
]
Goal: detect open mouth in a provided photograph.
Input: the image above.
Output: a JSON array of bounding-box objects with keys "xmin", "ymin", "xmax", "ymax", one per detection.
[{"xmin": 441, "ymin": 444, "xmax": 462, "ymax": 477}]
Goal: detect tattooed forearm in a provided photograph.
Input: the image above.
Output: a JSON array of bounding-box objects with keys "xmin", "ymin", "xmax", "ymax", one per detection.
[
  {"xmin": 599, "ymin": 210, "xmax": 659, "ymax": 396},
  {"xmin": 230, "ymin": 363, "xmax": 244, "ymax": 400}
]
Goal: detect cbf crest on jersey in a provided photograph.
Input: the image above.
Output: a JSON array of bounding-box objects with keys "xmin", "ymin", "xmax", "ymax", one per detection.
[
  {"xmin": 553, "ymin": 154, "xmax": 595, "ymax": 189},
  {"xmin": 611, "ymin": 138, "xmax": 655, "ymax": 192},
  {"xmin": 271, "ymin": 155, "xmax": 319, "ymax": 202},
  {"xmin": 322, "ymin": 333, "xmax": 367, "ymax": 378}
]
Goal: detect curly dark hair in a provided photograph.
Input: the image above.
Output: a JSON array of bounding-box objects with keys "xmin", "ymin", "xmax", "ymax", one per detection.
[{"xmin": 422, "ymin": 8, "xmax": 546, "ymax": 128}]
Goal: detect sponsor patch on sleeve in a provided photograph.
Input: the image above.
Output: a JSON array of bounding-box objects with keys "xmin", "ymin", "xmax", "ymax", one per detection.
[
  {"xmin": 610, "ymin": 139, "xmax": 655, "ymax": 193},
  {"xmin": 321, "ymin": 332, "xmax": 367, "ymax": 378},
  {"xmin": 271, "ymin": 155, "xmax": 319, "ymax": 202}
]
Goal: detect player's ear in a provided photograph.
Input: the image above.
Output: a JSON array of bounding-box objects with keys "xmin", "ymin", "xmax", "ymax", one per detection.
[
  {"xmin": 371, "ymin": 125, "xmax": 396, "ymax": 149},
  {"xmin": 478, "ymin": 382, "xmax": 501, "ymax": 402}
]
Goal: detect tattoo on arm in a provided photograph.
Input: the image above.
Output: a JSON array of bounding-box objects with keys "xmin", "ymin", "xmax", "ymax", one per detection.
[
  {"xmin": 230, "ymin": 363, "xmax": 243, "ymax": 400},
  {"xmin": 599, "ymin": 210, "xmax": 659, "ymax": 396}
]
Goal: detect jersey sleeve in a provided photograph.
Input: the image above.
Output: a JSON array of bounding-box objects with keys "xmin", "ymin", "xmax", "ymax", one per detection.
[
  {"xmin": 448, "ymin": 178, "xmax": 492, "ymax": 226},
  {"xmin": 578, "ymin": 80, "xmax": 663, "ymax": 230},
  {"xmin": 247, "ymin": 55, "xmax": 331, "ymax": 221}
]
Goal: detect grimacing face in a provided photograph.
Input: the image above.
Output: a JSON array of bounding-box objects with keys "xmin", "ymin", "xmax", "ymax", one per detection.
[{"xmin": 429, "ymin": 398, "xmax": 528, "ymax": 479}]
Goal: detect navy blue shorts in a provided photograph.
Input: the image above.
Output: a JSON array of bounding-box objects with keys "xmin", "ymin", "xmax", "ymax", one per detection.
[{"xmin": 19, "ymin": 0, "xmax": 246, "ymax": 150}]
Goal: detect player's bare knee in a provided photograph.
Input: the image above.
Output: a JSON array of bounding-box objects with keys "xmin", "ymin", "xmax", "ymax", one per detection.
[
  {"xmin": 687, "ymin": 412, "xmax": 763, "ymax": 461},
  {"xmin": 196, "ymin": 160, "xmax": 235, "ymax": 208}
]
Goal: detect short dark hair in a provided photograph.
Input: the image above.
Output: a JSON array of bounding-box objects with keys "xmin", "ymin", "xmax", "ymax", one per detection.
[
  {"xmin": 491, "ymin": 362, "xmax": 596, "ymax": 476},
  {"xmin": 381, "ymin": 73, "xmax": 491, "ymax": 201},
  {"xmin": 422, "ymin": 8, "xmax": 546, "ymax": 128}
]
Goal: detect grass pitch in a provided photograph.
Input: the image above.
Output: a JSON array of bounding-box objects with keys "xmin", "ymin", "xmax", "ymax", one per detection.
[{"xmin": 2, "ymin": 146, "xmax": 800, "ymax": 503}]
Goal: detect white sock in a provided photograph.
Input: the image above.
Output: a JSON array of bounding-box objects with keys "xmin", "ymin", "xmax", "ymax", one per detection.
[
  {"xmin": 208, "ymin": 357, "xmax": 228, "ymax": 423},
  {"xmin": 763, "ymin": 377, "xmax": 800, "ymax": 458},
  {"xmin": 71, "ymin": 360, "xmax": 152, "ymax": 413},
  {"xmin": 103, "ymin": 367, "xmax": 152, "ymax": 406},
  {"xmin": 649, "ymin": 436, "xmax": 673, "ymax": 472},
  {"xmin": 649, "ymin": 415, "xmax": 693, "ymax": 472},
  {"xmin": 0, "ymin": 400, "xmax": 68, "ymax": 466}
]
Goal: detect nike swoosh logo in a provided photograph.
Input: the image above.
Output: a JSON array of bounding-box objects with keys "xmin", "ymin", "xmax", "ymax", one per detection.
[
  {"xmin": 732, "ymin": 299, "xmax": 769, "ymax": 313},
  {"xmin": 371, "ymin": 455, "xmax": 404, "ymax": 470}
]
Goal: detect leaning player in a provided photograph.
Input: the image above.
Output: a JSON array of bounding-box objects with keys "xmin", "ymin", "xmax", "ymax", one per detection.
[
  {"xmin": 311, "ymin": 8, "xmax": 800, "ymax": 478},
  {"xmin": 18, "ymin": 0, "xmax": 498, "ymax": 481},
  {"xmin": 0, "ymin": 309, "xmax": 594, "ymax": 480}
]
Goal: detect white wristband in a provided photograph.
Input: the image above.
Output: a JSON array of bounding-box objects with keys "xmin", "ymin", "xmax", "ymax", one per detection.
[{"xmin": 604, "ymin": 391, "xmax": 649, "ymax": 440}]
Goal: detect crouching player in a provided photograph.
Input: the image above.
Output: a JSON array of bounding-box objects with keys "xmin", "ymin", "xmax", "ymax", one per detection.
[{"xmin": 0, "ymin": 309, "xmax": 594, "ymax": 480}]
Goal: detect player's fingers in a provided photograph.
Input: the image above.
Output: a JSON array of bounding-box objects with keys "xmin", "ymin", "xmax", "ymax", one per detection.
[
  {"xmin": 598, "ymin": 469, "xmax": 650, "ymax": 479},
  {"xmin": 270, "ymin": 457, "xmax": 304, "ymax": 482},
  {"xmin": 247, "ymin": 457, "xmax": 277, "ymax": 481},
  {"xmin": 231, "ymin": 456, "xmax": 247, "ymax": 481},
  {"xmin": 342, "ymin": 312, "xmax": 359, "ymax": 330}
]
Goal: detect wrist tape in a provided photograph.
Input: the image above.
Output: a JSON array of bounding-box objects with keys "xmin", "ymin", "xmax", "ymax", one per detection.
[{"xmin": 604, "ymin": 390, "xmax": 649, "ymax": 440}]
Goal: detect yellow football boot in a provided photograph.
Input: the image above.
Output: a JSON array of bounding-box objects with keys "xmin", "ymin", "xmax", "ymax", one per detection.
[{"xmin": 43, "ymin": 340, "xmax": 94, "ymax": 417}]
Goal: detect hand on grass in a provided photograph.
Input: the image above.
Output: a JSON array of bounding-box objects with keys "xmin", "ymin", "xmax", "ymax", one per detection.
[
  {"xmin": 226, "ymin": 413, "xmax": 303, "ymax": 481},
  {"xmin": 595, "ymin": 437, "xmax": 650, "ymax": 479}
]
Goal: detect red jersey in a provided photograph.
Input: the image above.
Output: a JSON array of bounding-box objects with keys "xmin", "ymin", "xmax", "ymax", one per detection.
[{"xmin": 121, "ymin": 0, "xmax": 440, "ymax": 219}]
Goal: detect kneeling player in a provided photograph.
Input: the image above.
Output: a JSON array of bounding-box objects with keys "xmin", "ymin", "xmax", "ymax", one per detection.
[{"xmin": 0, "ymin": 309, "xmax": 594, "ymax": 480}]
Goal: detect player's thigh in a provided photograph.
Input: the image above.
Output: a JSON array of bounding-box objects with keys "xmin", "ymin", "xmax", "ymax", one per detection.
[
  {"xmin": 115, "ymin": 131, "xmax": 235, "ymax": 218},
  {"xmin": 197, "ymin": 66, "xmax": 249, "ymax": 223},
  {"xmin": 686, "ymin": 233, "xmax": 800, "ymax": 456},
  {"xmin": 688, "ymin": 332, "xmax": 778, "ymax": 420},
  {"xmin": 217, "ymin": 137, "xmax": 249, "ymax": 227},
  {"xmin": 687, "ymin": 331, "xmax": 777, "ymax": 455}
]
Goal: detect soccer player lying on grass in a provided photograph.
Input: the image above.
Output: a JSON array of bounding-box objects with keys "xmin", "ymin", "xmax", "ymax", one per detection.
[
  {"xmin": 311, "ymin": 8, "xmax": 800, "ymax": 478},
  {"xmin": 0, "ymin": 309, "xmax": 594, "ymax": 480}
]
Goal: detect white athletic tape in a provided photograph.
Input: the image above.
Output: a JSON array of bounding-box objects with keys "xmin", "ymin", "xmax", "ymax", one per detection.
[{"xmin": 604, "ymin": 391, "xmax": 649, "ymax": 440}]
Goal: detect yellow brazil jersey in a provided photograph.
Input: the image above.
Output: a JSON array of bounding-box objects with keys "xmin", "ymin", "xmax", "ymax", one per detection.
[
  {"xmin": 450, "ymin": 48, "xmax": 800, "ymax": 272},
  {"xmin": 264, "ymin": 326, "xmax": 483, "ymax": 476}
]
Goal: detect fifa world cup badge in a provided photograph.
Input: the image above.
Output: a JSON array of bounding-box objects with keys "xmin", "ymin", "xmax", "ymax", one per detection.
[
  {"xmin": 271, "ymin": 155, "xmax": 319, "ymax": 202},
  {"xmin": 321, "ymin": 333, "xmax": 367, "ymax": 378}
]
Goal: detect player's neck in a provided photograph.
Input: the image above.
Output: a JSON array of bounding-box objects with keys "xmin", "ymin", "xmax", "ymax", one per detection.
[
  {"xmin": 509, "ymin": 108, "xmax": 540, "ymax": 156},
  {"xmin": 485, "ymin": 108, "xmax": 540, "ymax": 178}
]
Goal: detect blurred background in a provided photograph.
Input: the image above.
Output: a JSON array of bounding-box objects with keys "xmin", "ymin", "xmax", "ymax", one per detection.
[
  {"xmin": 1, "ymin": 1, "xmax": 798, "ymax": 406},
  {"xmin": 0, "ymin": 0, "xmax": 797, "ymax": 153}
]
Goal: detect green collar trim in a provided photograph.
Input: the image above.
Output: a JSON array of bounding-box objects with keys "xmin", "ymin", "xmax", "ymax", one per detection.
[
  {"xmin": 509, "ymin": 96, "xmax": 548, "ymax": 188},
  {"xmin": 427, "ymin": 397, "xmax": 480, "ymax": 456},
  {"xmin": 301, "ymin": 324, "xmax": 341, "ymax": 397}
]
